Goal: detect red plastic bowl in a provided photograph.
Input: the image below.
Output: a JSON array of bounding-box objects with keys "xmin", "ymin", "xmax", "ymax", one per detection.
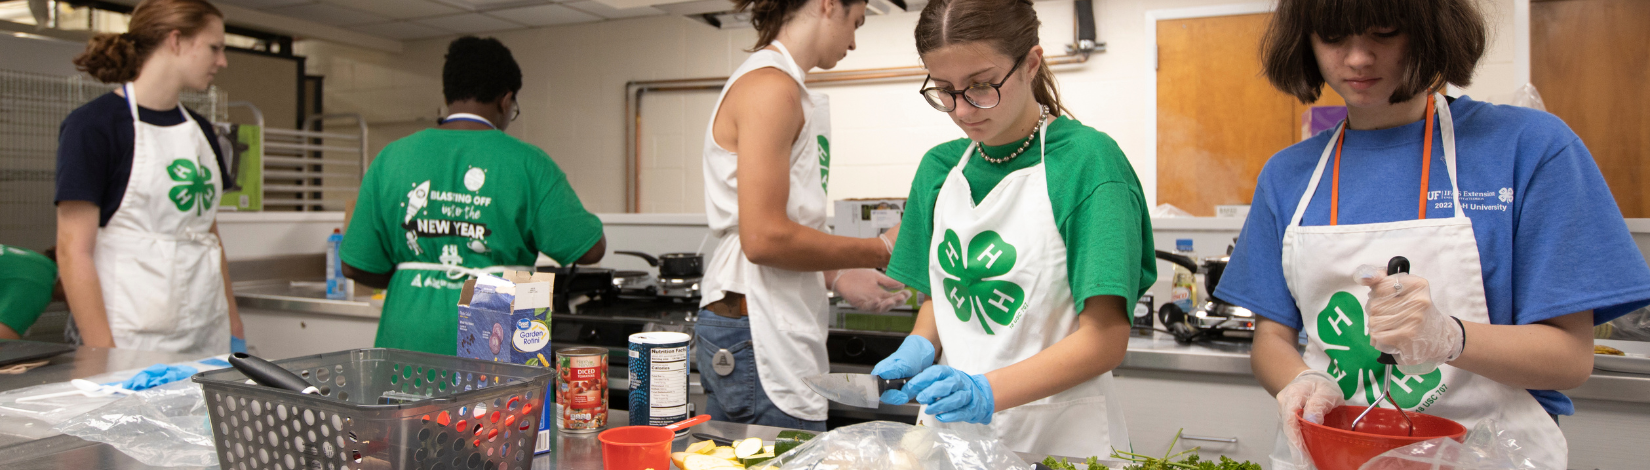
[{"xmin": 1298, "ymin": 405, "xmax": 1468, "ymax": 470}]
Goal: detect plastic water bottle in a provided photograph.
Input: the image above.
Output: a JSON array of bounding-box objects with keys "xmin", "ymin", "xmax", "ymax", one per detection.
[
  {"xmin": 326, "ymin": 228, "xmax": 346, "ymax": 300},
  {"xmin": 1170, "ymin": 239, "xmax": 1196, "ymax": 313}
]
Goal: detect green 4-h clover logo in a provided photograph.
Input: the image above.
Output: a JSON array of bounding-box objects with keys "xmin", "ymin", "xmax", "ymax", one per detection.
[
  {"xmin": 1319, "ymin": 292, "xmax": 1442, "ymax": 408},
  {"xmin": 937, "ymin": 229, "xmax": 1024, "ymax": 335},
  {"xmin": 166, "ymin": 159, "xmax": 215, "ymax": 215},
  {"xmin": 816, "ymin": 135, "xmax": 830, "ymax": 192}
]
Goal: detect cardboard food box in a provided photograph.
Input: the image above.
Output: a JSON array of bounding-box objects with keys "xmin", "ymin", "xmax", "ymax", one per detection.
[
  {"xmin": 455, "ymin": 270, "xmax": 556, "ymax": 453},
  {"xmin": 834, "ymin": 198, "xmax": 905, "ymax": 238}
]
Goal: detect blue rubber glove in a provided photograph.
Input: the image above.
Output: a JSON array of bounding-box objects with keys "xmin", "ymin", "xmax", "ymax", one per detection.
[
  {"xmin": 230, "ymin": 336, "xmax": 247, "ymax": 354},
  {"xmin": 109, "ymin": 363, "xmax": 200, "ymax": 391},
  {"xmin": 870, "ymin": 335, "xmax": 935, "ymax": 405},
  {"xmin": 907, "ymin": 365, "xmax": 995, "ymax": 424}
]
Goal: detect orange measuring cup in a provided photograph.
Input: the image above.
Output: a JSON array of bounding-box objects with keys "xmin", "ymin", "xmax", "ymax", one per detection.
[{"xmin": 597, "ymin": 414, "xmax": 712, "ymax": 470}]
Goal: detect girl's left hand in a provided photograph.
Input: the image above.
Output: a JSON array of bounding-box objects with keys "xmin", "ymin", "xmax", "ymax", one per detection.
[
  {"xmin": 1357, "ymin": 269, "xmax": 1465, "ymax": 374},
  {"xmin": 907, "ymin": 365, "xmax": 995, "ymax": 424}
]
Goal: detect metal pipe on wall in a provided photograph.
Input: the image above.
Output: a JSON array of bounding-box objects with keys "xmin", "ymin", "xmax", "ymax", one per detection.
[{"xmin": 623, "ymin": 53, "xmax": 1090, "ymax": 212}]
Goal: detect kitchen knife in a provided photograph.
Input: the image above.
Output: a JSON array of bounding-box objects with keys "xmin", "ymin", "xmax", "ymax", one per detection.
[
  {"xmin": 801, "ymin": 373, "xmax": 908, "ymax": 409},
  {"xmin": 229, "ymin": 352, "xmax": 319, "ymax": 395}
]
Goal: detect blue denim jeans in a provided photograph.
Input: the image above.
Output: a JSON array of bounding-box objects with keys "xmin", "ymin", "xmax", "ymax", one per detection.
[{"xmin": 694, "ymin": 309, "xmax": 826, "ymax": 431}]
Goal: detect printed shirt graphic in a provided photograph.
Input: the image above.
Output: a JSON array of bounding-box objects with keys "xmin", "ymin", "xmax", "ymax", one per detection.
[
  {"xmin": 816, "ymin": 135, "xmax": 830, "ymax": 192},
  {"xmin": 166, "ymin": 158, "xmax": 215, "ymax": 215},
  {"xmin": 341, "ymin": 129, "xmax": 603, "ymax": 355},
  {"xmin": 937, "ymin": 229, "xmax": 1024, "ymax": 335},
  {"xmin": 1318, "ymin": 292, "xmax": 1443, "ymax": 409}
]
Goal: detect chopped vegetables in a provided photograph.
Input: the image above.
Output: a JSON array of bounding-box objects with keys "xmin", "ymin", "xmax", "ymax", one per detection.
[
  {"xmin": 670, "ymin": 431, "xmax": 815, "ymax": 470},
  {"xmin": 1038, "ymin": 430, "xmax": 1261, "ymax": 470}
]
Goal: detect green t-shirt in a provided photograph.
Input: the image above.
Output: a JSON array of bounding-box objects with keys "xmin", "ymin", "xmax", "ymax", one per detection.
[
  {"xmin": 342, "ymin": 129, "xmax": 603, "ymax": 355},
  {"xmin": 886, "ymin": 116, "xmax": 1157, "ymax": 316},
  {"xmin": 0, "ymin": 244, "xmax": 57, "ymax": 335}
]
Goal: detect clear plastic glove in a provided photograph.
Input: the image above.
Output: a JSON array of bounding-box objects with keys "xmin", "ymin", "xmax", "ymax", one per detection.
[
  {"xmin": 907, "ymin": 365, "xmax": 995, "ymax": 424},
  {"xmin": 1278, "ymin": 369, "xmax": 1345, "ymax": 468},
  {"xmin": 871, "ymin": 335, "xmax": 936, "ymax": 405},
  {"xmin": 830, "ymin": 269, "xmax": 911, "ymax": 313},
  {"xmin": 1355, "ymin": 267, "xmax": 1465, "ymax": 375}
]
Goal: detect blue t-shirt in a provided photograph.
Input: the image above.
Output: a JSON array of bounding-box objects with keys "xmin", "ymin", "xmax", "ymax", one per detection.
[{"xmin": 1216, "ymin": 96, "xmax": 1650, "ymax": 415}]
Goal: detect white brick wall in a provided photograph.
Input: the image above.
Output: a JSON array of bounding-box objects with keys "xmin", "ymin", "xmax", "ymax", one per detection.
[{"xmin": 298, "ymin": 0, "xmax": 1524, "ymax": 215}]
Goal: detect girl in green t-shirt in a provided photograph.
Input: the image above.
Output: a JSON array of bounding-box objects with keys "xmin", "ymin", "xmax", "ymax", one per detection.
[{"xmin": 870, "ymin": 0, "xmax": 1155, "ymax": 459}]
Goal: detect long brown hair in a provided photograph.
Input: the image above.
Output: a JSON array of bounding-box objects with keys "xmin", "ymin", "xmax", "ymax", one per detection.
[
  {"xmin": 732, "ymin": 0, "xmax": 867, "ymax": 53},
  {"xmin": 914, "ymin": 0, "xmax": 1066, "ymax": 117},
  {"xmin": 73, "ymin": 0, "xmax": 224, "ymax": 84},
  {"xmin": 1260, "ymin": 0, "xmax": 1485, "ymax": 104}
]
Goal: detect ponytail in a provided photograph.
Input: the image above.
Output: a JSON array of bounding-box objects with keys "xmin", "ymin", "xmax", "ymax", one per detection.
[
  {"xmin": 71, "ymin": 0, "xmax": 223, "ymax": 84},
  {"xmin": 732, "ymin": 0, "xmax": 867, "ymax": 52},
  {"xmin": 74, "ymin": 33, "xmax": 143, "ymax": 83},
  {"xmin": 1029, "ymin": 58, "xmax": 1067, "ymax": 118}
]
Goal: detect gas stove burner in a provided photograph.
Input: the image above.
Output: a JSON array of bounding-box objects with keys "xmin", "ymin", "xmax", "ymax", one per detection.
[{"xmin": 656, "ymin": 276, "xmax": 702, "ymax": 301}]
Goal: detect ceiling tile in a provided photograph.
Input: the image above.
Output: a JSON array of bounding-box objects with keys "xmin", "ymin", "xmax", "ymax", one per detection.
[
  {"xmin": 320, "ymin": 0, "xmax": 465, "ymax": 20},
  {"xmin": 214, "ymin": 0, "xmax": 317, "ymax": 9},
  {"xmin": 414, "ymin": 13, "xmax": 527, "ymax": 34},
  {"xmin": 561, "ymin": 1, "xmax": 664, "ymax": 20},
  {"xmin": 485, "ymin": 4, "xmax": 600, "ymax": 26},
  {"xmin": 268, "ymin": 3, "xmax": 392, "ymax": 26},
  {"xmin": 350, "ymin": 21, "xmax": 454, "ymax": 40},
  {"xmin": 651, "ymin": 0, "xmax": 732, "ymax": 16}
]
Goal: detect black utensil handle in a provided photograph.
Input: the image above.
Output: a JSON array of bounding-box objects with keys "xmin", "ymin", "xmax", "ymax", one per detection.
[
  {"xmin": 613, "ymin": 251, "xmax": 659, "ymax": 267},
  {"xmin": 878, "ymin": 377, "xmax": 909, "ymax": 394},
  {"xmin": 690, "ymin": 433, "xmax": 734, "ymax": 447},
  {"xmin": 1377, "ymin": 256, "xmax": 1410, "ymax": 367},
  {"xmin": 229, "ymin": 353, "xmax": 318, "ymax": 394}
]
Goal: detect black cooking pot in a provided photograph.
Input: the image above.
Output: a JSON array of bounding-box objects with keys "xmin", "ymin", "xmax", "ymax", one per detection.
[
  {"xmin": 615, "ymin": 251, "xmax": 704, "ymax": 279},
  {"xmin": 1153, "ymin": 248, "xmax": 1231, "ymax": 304}
]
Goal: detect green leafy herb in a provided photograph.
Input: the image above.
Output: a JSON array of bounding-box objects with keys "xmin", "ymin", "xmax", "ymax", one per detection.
[{"xmin": 1038, "ymin": 430, "xmax": 1260, "ymax": 470}]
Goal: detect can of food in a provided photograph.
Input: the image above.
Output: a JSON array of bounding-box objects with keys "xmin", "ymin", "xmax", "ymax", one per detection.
[
  {"xmin": 554, "ymin": 347, "xmax": 608, "ymax": 433},
  {"xmin": 627, "ymin": 332, "xmax": 691, "ymax": 432}
]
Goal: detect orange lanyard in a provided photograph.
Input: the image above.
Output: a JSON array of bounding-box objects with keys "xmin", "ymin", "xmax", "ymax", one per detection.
[{"xmin": 1329, "ymin": 94, "xmax": 1437, "ymax": 226}]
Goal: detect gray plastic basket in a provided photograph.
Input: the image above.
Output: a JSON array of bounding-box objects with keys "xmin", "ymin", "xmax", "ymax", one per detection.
[{"xmin": 193, "ymin": 348, "xmax": 553, "ymax": 470}]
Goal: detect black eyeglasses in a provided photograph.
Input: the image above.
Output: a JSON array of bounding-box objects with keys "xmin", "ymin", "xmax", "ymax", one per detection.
[
  {"xmin": 919, "ymin": 54, "xmax": 1026, "ymax": 112},
  {"xmin": 510, "ymin": 97, "xmax": 521, "ymax": 122}
]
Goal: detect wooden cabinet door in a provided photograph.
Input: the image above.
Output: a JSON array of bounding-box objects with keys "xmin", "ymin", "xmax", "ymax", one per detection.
[
  {"xmin": 1533, "ymin": 0, "xmax": 1650, "ymax": 218},
  {"xmin": 1157, "ymin": 14, "xmax": 1342, "ymax": 216}
]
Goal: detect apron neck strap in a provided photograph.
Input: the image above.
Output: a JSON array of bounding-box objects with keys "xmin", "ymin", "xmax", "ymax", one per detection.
[
  {"xmin": 122, "ymin": 82, "xmax": 191, "ymax": 123},
  {"xmin": 441, "ymin": 113, "xmax": 496, "ymax": 129},
  {"xmin": 1289, "ymin": 92, "xmax": 1462, "ymax": 228}
]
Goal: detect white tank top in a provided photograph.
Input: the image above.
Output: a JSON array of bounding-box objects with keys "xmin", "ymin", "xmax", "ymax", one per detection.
[{"xmin": 699, "ymin": 41, "xmax": 833, "ymax": 420}]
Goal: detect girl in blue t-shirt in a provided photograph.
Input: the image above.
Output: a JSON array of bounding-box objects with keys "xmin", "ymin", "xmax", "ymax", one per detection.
[{"xmin": 1217, "ymin": 1, "xmax": 1650, "ymax": 468}]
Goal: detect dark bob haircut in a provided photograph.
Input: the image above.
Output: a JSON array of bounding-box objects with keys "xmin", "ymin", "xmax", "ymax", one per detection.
[
  {"xmin": 443, "ymin": 36, "xmax": 521, "ymax": 105},
  {"xmin": 1261, "ymin": 0, "xmax": 1486, "ymax": 104}
]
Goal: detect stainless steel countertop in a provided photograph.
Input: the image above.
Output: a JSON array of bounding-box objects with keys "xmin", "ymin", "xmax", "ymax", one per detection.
[
  {"xmin": 236, "ymin": 285, "xmax": 1650, "ymax": 404},
  {"xmin": 0, "ymin": 346, "xmax": 1085, "ymax": 469}
]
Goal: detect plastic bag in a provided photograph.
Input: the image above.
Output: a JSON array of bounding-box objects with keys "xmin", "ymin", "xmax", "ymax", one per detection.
[
  {"xmin": 1358, "ymin": 419, "xmax": 1539, "ymax": 470},
  {"xmin": 0, "ymin": 356, "xmax": 228, "ymax": 439},
  {"xmin": 1509, "ymin": 84, "xmax": 1547, "ymax": 112},
  {"xmin": 54, "ymin": 379, "xmax": 219, "ymax": 467},
  {"xmin": 1601, "ymin": 305, "xmax": 1650, "ymax": 341},
  {"xmin": 749, "ymin": 421, "xmax": 1034, "ymax": 470}
]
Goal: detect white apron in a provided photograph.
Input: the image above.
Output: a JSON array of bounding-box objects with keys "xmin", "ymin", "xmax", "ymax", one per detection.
[
  {"xmin": 94, "ymin": 83, "xmax": 230, "ymax": 354},
  {"xmin": 1270, "ymin": 93, "xmax": 1565, "ymax": 469},
  {"xmin": 920, "ymin": 121, "xmax": 1130, "ymax": 458},
  {"xmin": 699, "ymin": 41, "xmax": 833, "ymax": 420}
]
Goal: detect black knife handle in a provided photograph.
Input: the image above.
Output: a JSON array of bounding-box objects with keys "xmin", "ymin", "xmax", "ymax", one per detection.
[
  {"xmin": 1377, "ymin": 256, "xmax": 1410, "ymax": 367},
  {"xmin": 877, "ymin": 377, "xmax": 909, "ymax": 394},
  {"xmin": 691, "ymin": 433, "xmax": 734, "ymax": 447},
  {"xmin": 230, "ymin": 353, "xmax": 318, "ymax": 394}
]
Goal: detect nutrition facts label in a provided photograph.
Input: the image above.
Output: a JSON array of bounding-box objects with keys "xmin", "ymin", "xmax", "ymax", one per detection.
[{"xmin": 649, "ymin": 345, "xmax": 688, "ymax": 417}]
